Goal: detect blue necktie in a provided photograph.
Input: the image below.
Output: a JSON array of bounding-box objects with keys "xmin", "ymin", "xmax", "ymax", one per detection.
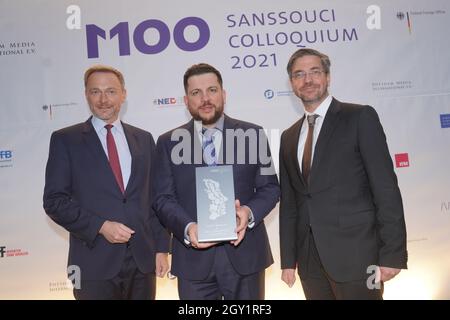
[{"xmin": 202, "ymin": 128, "xmax": 217, "ymax": 166}]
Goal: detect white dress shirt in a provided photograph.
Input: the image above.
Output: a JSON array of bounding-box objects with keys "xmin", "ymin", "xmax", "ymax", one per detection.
[
  {"xmin": 91, "ymin": 116, "xmax": 132, "ymax": 189},
  {"xmin": 297, "ymin": 95, "xmax": 332, "ymax": 172}
]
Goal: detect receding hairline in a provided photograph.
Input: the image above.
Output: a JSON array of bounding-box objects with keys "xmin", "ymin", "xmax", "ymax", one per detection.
[{"xmin": 84, "ymin": 65, "xmax": 125, "ymax": 88}]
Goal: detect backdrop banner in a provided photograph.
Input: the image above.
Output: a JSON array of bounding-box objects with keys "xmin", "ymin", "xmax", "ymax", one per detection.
[{"xmin": 1, "ymin": 0, "xmax": 449, "ymax": 299}]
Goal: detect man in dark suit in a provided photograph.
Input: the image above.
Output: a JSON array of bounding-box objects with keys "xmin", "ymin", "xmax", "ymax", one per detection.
[
  {"xmin": 279, "ymin": 48, "xmax": 407, "ymax": 299},
  {"xmin": 43, "ymin": 65, "xmax": 169, "ymax": 300},
  {"xmin": 153, "ymin": 63, "xmax": 280, "ymax": 300}
]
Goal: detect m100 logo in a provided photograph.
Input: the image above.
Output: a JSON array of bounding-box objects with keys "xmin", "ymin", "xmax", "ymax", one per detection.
[{"xmin": 86, "ymin": 17, "xmax": 210, "ymax": 58}]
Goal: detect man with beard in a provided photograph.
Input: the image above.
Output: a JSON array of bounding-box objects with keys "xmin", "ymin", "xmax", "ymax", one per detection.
[
  {"xmin": 153, "ymin": 63, "xmax": 280, "ymax": 299},
  {"xmin": 43, "ymin": 65, "xmax": 169, "ymax": 299},
  {"xmin": 279, "ymin": 48, "xmax": 407, "ymax": 299}
]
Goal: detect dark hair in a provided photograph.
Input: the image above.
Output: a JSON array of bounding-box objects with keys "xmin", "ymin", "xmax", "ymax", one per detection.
[
  {"xmin": 286, "ymin": 48, "xmax": 331, "ymax": 78},
  {"xmin": 84, "ymin": 65, "xmax": 125, "ymax": 88},
  {"xmin": 183, "ymin": 63, "xmax": 223, "ymax": 93}
]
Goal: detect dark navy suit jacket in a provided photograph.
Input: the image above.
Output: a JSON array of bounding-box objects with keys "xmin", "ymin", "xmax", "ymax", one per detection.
[
  {"xmin": 153, "ymin": 115, "xmax": 280, "ymax": 280},
  {"xmin": 43, "ymin": 118, "xmax": 169, "ymax": 280}
]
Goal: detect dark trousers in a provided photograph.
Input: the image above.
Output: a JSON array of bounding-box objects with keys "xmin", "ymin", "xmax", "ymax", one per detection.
[
  {"xmin": 300, "ymin": 230, "xmax": 383, "ymax": 300},
  {"xmin": 178, "ymin": 245, "xmax": 265, "ymax": 300},
  {"xmin": 73, "ymin": 246, "xmax": 156, "ymax": 300}
]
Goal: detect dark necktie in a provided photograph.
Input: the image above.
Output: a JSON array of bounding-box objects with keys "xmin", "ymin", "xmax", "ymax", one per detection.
[
  {"xmin": 202, "ymin": 128, "xmax": 217, "ymax": 166},
  {"xmin": 302, "ymin": 114, "xmax": 319, "ymax": 184},
  {"xmin": 105, "ymin": 124, "xmax": 125, "ymax": 193}
]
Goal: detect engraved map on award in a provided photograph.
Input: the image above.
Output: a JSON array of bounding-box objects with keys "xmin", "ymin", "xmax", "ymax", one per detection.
[{"xmin": 196, "ymin": 165, "xmax": 237, "ymax": 242}]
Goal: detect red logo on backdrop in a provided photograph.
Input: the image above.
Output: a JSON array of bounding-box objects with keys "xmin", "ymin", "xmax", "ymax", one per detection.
[
  {"xmin": 395, "ymin": 153, "xmax": 410, "ymax": 168},
  {"xmin": 0, "ymin": 246, "xmax": 29, "ymax": 258}
]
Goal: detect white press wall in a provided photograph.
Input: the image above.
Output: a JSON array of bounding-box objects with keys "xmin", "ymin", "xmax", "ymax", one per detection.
[{"xmin": 1, "ymin": 0, "xmax": 449, "ymax": 299}]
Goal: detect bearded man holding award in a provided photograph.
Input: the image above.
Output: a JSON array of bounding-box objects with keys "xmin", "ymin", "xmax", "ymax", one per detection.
[{"xmin": 152, "ymin": 63, "xmax": 280, "ymax": 300}]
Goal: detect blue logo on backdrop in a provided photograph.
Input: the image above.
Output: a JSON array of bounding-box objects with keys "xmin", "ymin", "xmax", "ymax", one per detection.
[
  {"xmin": 264, "ymin": 89, "xmax": 294, "ymax": 100},
  {"xmin": 153, "ymin": 97, "xmax": 184, "ymax": 107},
  {"xmin": 440, "ymin": 114, "xmax": 450, "ymax": 128},
  {"xmin": 0, "ymin": 150, "xmax": 13, "ymax": 168},
  {"xmin": 264, "ymin": 89, "xmax": 274, "ymax": 99},
  {"xmin": 0, "ymin": 150, "xmax": 12, "ymax": 160}
]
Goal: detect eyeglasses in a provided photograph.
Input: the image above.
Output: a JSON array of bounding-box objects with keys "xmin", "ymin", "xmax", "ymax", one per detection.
[
  {"xmin": 87, "ymin": 88, "xmax": 120, "ymax": 98},
  {"xmin": 291, "ymin": 69, "xmax": 325, "ymax": 80}
]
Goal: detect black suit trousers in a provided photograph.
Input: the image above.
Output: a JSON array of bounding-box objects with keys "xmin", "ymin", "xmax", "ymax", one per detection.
[{"xmin": 300, "ymin": 229, "xmax": 383, "ymax": 300}]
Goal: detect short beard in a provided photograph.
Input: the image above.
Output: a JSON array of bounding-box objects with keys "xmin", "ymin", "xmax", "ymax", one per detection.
[
  {"xmin": 191, "ymin": 106, "xmax": 223, "ymax": 125},
  {"xmin": 300, "ymin": 90, "xmax": 328, "ymax": 107}
]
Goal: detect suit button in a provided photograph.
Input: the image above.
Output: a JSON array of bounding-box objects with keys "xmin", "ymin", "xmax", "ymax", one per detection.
[
  {"xmin": 122, "ymin": 198, "xmax": 127, "ymax": 203},
  {"xmin": 306, "ymin": 193, "xmax": 312, "ymax": 199}
]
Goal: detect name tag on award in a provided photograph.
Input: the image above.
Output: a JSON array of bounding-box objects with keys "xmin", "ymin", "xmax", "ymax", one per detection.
[{"xmin": 195, "ymin": 165, "xmax": 237, "ymax": 242}]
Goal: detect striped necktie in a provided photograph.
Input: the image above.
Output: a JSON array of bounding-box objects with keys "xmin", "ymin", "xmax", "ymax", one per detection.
[{"xmin": 202, "ymin": 128, "xmax": 217, "ymax": 166}]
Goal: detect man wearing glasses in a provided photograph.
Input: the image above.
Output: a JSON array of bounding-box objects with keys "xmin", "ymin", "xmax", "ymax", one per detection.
[
  {"xmin": 279, "ymin": 48, "xmax": 407, "ymax": 299},
  {"xmin": 43, "ymin": 65, "xmax": 169, "ymax": 299}
]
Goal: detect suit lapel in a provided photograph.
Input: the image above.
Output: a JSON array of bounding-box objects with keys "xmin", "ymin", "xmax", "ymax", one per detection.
[
  {"xmin": 310, "ymin": 98, "xmax": 342, "ymax": 182},
  {"xmin": 290, "ymin": 116, "xmax": 306, "ymax": 186},
  {"xmin": 185, "ymin": 119, "xmax": 204, "ymax": 166},
  {"xmin": 123, "ymin": 122, "xmax": 143, "ymax": 194},
  {"xmin": 82, "ymin": 118, "xmax": 107, "ymax": 162},
  {"xmin": 82, "ymin": 118, "xmax": 122, "ymax": 194}
]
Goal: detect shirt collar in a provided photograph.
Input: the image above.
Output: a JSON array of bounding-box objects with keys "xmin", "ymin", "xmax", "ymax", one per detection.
[
  {"xmin": 91, "ymin": 116, "xmax": 124, "ymax": 135},
  {"xmin": 304, "ymin": 95, "xmax": 332, "ymax": 119},
  {"xmin": 194, "ymin": 114, "xmax": 225, "ymax": 135}
]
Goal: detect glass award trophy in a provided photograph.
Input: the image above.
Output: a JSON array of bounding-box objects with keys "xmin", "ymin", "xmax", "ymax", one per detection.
[{"xmin": 195, "ymin": 165, "xmax": 237, "ymax": 242}]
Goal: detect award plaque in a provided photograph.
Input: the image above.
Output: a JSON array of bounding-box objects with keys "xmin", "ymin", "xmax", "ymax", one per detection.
[{"xmin": 195, "ymin": 165, "xmax": 237, "ymax": 242}]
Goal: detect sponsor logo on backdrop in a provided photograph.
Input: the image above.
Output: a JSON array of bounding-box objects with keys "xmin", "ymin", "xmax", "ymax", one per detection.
[
  {"xmin": 440, "ymin": 114, "xmax": 450, "ymax": 128},
  {"xmin": 371, "ymin": 80, "xmax": 413, "ymax": 92},
  {"xmin": 264, "ymin": 90, "xmax": 274, "ymax": 100},
  {"xmin": 0, "ymin": 150, "xmax": 13, "ymax": 168},
  {"xmin": 441, "ymin": 201, "xmax": 450, "ymax": 213},
  {"xmin": 42, "ymin": 102, "xmax": 78, "ymax": 120},
  {"xmin": 395, "ymin": 153, "xmax": 410, "ymax": 168},
  {"xmin": 0, "ymin": 246, "xmax": 29, "ymax": 258},
  {"xmin": 0, "ymin": 41, "xmax": 37, "ymax": 57},
  {"xmin": 153, "ymin": 97, "xmax": 185, "ymax": 107},
  {"xmin": 396, "ymin": 9, "xmax": 446, "ymax": 34},
  {"xmin": 49, "ymin": 281, "xmax": 72, "ymax": 292},
  {"xmin": 49, "ymin": 265, "xmax": 81, "ymax": 292},
  {"xmin": 264, "ymin": 89, "xmax": 293, "ymax": 100},
  {"xmin": 396, "ymin": 11, "xmax": 412, "ymax": 34},
  {"xmin": 85, "ymin": 17, "xmax": 210, "ymax": 58}
]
